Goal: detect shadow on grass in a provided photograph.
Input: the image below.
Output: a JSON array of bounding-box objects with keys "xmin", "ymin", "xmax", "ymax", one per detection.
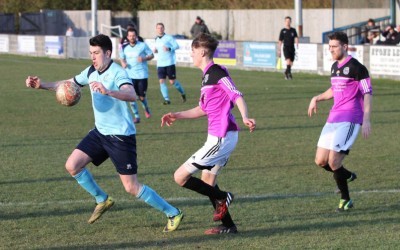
[{"xmin": 42, "ymin": 215, "xmax": 400, "ymax": 250}]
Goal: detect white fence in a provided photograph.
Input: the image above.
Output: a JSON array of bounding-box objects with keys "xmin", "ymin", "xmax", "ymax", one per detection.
[{"xmin": 0, "ymin": 34, "xmax": 399, "ymax": 80}]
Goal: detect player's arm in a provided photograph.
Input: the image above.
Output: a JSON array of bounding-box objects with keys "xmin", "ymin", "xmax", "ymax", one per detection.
[
  {"xmin": 362, "ymin": 93, "xmax": 372, "ymax": 139},
  {"xmin": 25, "ymin": 76, "xmax": 73, "ymax": 91},
  {"xmin": 308, "ymin": 88, "xmax": 333, "ymax": 117},
  {"xmin": 161, "ymin": 106, "xmax": 206, "ymax": 127},
  {"xmin": 295, "ymin": 36, "xmax": 299, "ymax": 49},
  {"xmin": 90, "ymin": 82, "xmax": 136, "ymax": 102},
  {"xmin": 235, "ymin": 97, "xmax": 256, "ymax": 132},
  {"xmin": 278, "ymin": 40, "xmax": 282, "ymax": 56},
  {"xmin": 168, "ymin": 37, "xmax": 180, "ymax": 51},
  {"xmin": 120, "ymin": 58, "xmax": 128, "ymax": 68}
]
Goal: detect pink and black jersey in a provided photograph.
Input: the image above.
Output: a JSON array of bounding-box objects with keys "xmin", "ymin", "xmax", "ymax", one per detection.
[
  {"xmin": 200, "ymin": 63, "xmax": 243, "ymax": 137},
  {"xmin": 328, "ymin": 56, "xmax": 373, "ymax": 124}
]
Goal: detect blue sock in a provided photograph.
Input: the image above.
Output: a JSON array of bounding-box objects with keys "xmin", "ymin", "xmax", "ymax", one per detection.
[
  {"xmin": 140, "ymin": 99, "xmax": 149, "ymax": 112},
  {"xmin": 160, "ymin": 83, "xmax": 169, "ymax": 100},
  {"xmin": 137, "ymin": 185, "xmax": 179, "ymax": 217},
  {"xmin": 73, "ymin": 168, "xmax": 108, "ymax": 204},
  {"xmin": 173, "ymin": 80, "xmax": 185, "ymax": 95},
  {"xmin": 131, "ymin": 102, "xmax": 140, "ymax": 118}
]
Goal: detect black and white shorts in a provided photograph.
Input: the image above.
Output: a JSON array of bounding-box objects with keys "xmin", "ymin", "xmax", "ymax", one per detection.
[
  {"xmin": 317, "ymin": 122, "xmax": 360, "ymax": 154},
  {"xmin": 184, "ymin": 131, "xmax": 238, "ymax": 175}
]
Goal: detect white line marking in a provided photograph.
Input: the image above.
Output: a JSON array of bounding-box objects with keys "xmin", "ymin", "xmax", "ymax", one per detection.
[{"xmin": 1, "ymin": 189, "xmax": 400, "ymax": 207}]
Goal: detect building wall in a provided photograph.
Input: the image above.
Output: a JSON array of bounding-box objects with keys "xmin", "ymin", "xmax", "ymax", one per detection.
[{"xmin": 138, "ymin": 8, "xmax": 390, "ymax": 43}]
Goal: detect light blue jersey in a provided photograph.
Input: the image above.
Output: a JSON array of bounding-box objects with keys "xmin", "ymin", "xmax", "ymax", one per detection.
[
  {"xmin": 155, "ymin": 34, "xmax": 179, "ymax": 67},
  {"xmin": 119, "ymin": 41, "xmax": 153, "ymax": 79},
  {"xmin": 74, "ymin": 61, "xmax": 136, "ymax": 136}
]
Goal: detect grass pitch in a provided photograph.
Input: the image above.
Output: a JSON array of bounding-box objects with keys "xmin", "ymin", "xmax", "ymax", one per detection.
[{"xmin": 0, "ymin": 54, "xmax": 399, "ymax": 249}]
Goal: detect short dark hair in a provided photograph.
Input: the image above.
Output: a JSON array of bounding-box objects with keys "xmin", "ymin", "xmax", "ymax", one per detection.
[
  {"xmin": 89, "ymin": 34, "xmax": 112, "ymax": 53},
  {"xmin": 328, "ymin": 31, "xmax": 349, "ymax": 45},
  {"xmin": 127, "ymin": 27, "xmax": 138, "ymax": 35},
  {"xmin": 192, "ymin": 33, "xmax": 219, "ymax": 58},
  {"xmin": 285, "ymin": 16, "xmax": 292, "ymax": 21}
]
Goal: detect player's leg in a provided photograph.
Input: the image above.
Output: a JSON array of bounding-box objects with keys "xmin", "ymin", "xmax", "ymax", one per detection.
[
  {"xmin": 109, "ymin": 134, "xmax": 182, "ymax": 232},
  {"xmin": 137, "ymin": 79, "xmax": 151, "ymax": 118},
  {"xmin": 158, "ymin": 67, "xmax": 170, "ymax": 104},
  {"xmin": 167, "ymin": 65, "xmax": 186, "ymax": 102},
  {"xmin": 119, "ymin": 174, "xmax": 183, "ymax": 232},
  {"xmin": 131, "ymin": 80, "xmax": 140, "ymax": 123},
  {"xmin": 327, "ymin": 122, "xmax": 360, "ymax": 211},
  {"xmin": 67, "ymin": 129, "xmax": 113, "ymax": 224},
  {"xmin": 202, "ymin": 171, "xmax": 237, "ymax": 235}
]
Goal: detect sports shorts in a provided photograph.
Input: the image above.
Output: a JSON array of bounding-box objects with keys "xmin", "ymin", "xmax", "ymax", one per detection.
[
  {"xmin": 184, "ymin": 131, "xmax": 238, "ymax": 175},
  {"xmin": 317, "ymin": 122, "xmax": 360, "ymax": 154},
  {"xmin": 76, "ymin": 128, "xmax": 138, "ymax": 175},
  {"xmin": 131, "ymin": 78, "xmax": 148, "ymax": 98},
  {"xmin": 283, "ymin": 46, "xmax": 295, "ymax": 62},
  {"xmin": 157, "ymin": 65, "xmax": 176, "ymax": 80}
]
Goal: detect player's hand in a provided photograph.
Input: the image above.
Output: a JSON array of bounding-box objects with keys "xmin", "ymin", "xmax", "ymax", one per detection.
[
  {"xmin": 243, "ymin": 118, "xmax": 256, "ymax": 132},
  {"xmin": 161, "ymin": 113, "xmax": 176, "ymax": 127},
  {"xmin": 362, "ymin": 120, "xmax": 371, "ymax": 139},
  {"xmin": 163, "ymin": 46, "xmax": 170, "ymax": 51},
  {"xmin": 90, "ymin": 81, "xmax": 109, "ymax": 95},
  {"xmin": 137, "ymin": 57, "xmax": 144, "ymax": 62},
  {"xmin": 153, "ymin": 48, "xmax": 158, "ymax": 53},
  {"xmin": 25, "ymin": 76, "xmax": 41, "ymax": 89},
  {"xmin": 308, "ymin": 96, "xmax": 318, "ymax": 117}
]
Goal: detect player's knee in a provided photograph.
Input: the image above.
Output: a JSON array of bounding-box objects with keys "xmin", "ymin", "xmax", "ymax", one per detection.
[
  {"xmin": 173, "ymin": 171, "xmax": 186, "ymax": 187},
  {"xmin": 65, "ymin": 160, "xmax": 81, "ymax": 176},
  {"xmin": 314, "ymin": 158, "xmax": 327, "ymax": 167},
  {"xmin": 124, "ymin": 182, "xmax": 141, "ymax": 196}
]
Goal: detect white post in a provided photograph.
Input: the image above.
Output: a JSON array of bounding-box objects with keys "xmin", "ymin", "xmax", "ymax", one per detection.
[
  {"xmin": 91, "ymin": 0, "xmax": 97, "ymax": 36},
  {"xmin": 295, "ymin": 0, "xmax": 303, "ymax": 37}
]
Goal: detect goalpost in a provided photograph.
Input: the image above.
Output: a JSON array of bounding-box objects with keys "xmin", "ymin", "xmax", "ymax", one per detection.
[{"xmin": 100, "ymin": 24, "xmax": 123, "ymax": 38}]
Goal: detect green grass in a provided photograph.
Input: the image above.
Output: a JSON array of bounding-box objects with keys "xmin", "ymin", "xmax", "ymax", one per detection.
[{"xmin": 1, "ymin": 54, "xmax": 400, "ymax": 249}]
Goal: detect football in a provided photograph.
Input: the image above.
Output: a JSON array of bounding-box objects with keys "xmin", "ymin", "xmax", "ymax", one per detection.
[{"xmin": 56, "ymin": 81, "xmax": 81, "ymax": 106}]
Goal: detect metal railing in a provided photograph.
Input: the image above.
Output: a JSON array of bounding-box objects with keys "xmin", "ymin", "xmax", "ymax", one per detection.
[{"xmin": 322, "ymin": 16, "xmax": 392, "ymax": 45}]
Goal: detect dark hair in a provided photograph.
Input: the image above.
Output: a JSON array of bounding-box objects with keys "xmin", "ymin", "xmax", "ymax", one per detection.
[
  {"xmin": 328, "ymin": 31, "xmax": 349, "ymax": 45},
  {"xmin": 127, "ymin": 27, "xmax": 138, "ymax": 35},
  {"xmin": 89, "ymin": 34, "xmax": 112, "ymax": 53},
  {"xmin": 285, "ymin": 16, "xmax": 292, "ymax": 21},
  {"xmin": 192, "ymin": 33, "xmax": 219, "ymax": 58},
  {"xmin": 367, "ymin": 18, "xmax": 375, "ymax": 24}
]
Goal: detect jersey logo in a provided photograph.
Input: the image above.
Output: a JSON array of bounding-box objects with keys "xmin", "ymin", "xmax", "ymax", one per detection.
[
  {"xmin": 343, "ymin": 67, "xmax": 349, "ymax": 75},
  {"xmin": 202, "ymin": 74, "xmax": 209, "ymax": 86}
]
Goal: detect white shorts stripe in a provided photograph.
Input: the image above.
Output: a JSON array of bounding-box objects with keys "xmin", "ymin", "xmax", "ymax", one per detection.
[
  {"xmin": 185, "ymin": 131, "xmax": 238, "ymax": 175},
  {"xmin": 317, "ymin": 122, "xmax": 361, "ymax": 152}
]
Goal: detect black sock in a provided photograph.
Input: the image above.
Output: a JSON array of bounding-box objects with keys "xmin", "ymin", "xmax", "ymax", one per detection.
[
  {"xmin": 322, "ymin": 164, "xmax": 333, "ymax": 172},
  {"xmin": 333, "ymin": 167, "xmax": 350, "ymax": 200},
  {"xmin": 287, "ymin": 65, "xmax": 291, "ymax": 74},
  {"xmin": 209, "ymin": 185, "xmax": 235, "ymax": 227},
  {"xmin": 183, "ymin": 176, "xmax": 226, "ymax": 200}
]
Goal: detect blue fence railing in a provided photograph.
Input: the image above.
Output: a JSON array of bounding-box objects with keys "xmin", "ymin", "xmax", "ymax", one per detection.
[{"xmin": 322, "ymin": 16, "xmax": 392, "ymax": 45}]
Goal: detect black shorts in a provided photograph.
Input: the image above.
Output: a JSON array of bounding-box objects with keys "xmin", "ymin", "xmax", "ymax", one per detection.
[
  {"xmin": 131, "ymin": 78, "xmax": 148, "ymax": 98},
  {"xmin": 76, "ymin": 128, "xmax": 138, "ymax": 175},
  {"xmin": 157, "ymin": 65, "xmax": 176, "ymax": 80},
  {"xmin": 283, "ymin": 46, "xmax": 296, "ymax": 62}
]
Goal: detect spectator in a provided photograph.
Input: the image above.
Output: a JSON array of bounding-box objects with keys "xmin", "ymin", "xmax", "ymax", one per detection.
[
  {"xmin": 359, "ymin": 18, "xmax": 379, "ymax": 44},
  {"xmin": 381, "ymin": 25, "xmax": 400, "ymax": 45},
  {"xmin": 190, "ymin": 16, "xmax": 210, "ymax": 38},
  {"xmin": 65, "ymin": 26, "xmax": 74, "ymax": 37},
  {"xmin": 367, "ymin": 29, "xmax": 383, "ymax": 45}
]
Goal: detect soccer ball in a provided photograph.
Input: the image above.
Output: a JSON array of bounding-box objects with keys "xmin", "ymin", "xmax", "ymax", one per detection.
[{"xmin": 56, "ymin": 81, "xmax": 81, "ymax": 106}]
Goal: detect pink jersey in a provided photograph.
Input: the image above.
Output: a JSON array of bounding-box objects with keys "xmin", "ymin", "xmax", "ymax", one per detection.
[
  {"xmin": 200, "ymin": 62, "xmax": 243, "ymax": 137},
  {"xmin": 328, "ymin": 56, "xmax": 372, "ymax": 124}
]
